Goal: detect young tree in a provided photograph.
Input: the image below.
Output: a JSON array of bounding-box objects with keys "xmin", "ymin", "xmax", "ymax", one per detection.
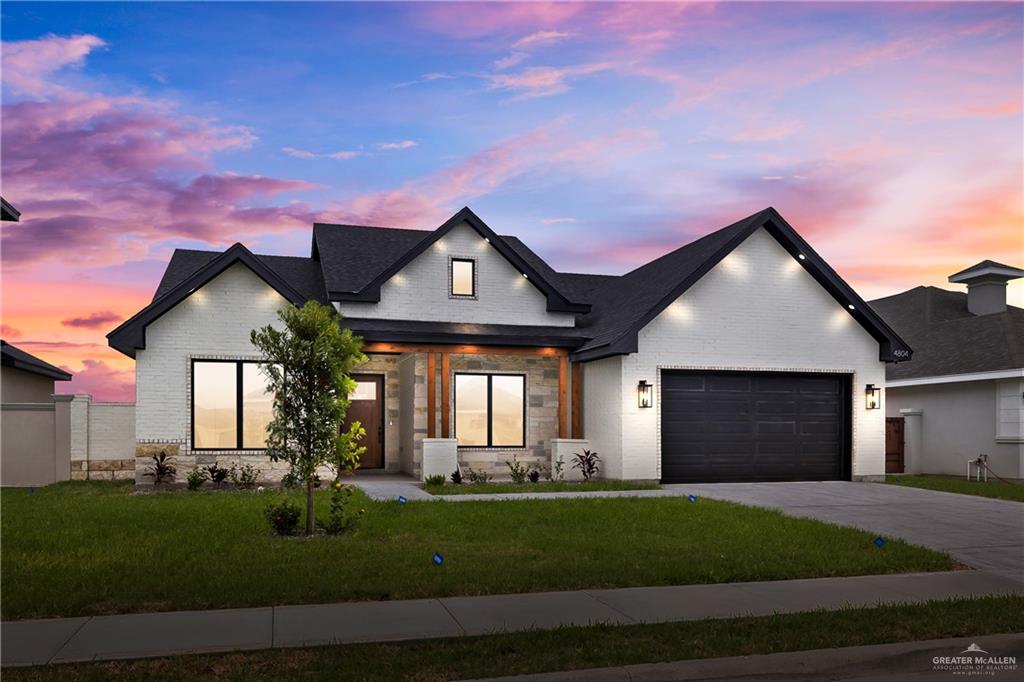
[{"xmin": 251, "ymin": 301, "xmax": 366, "ymax": 535}]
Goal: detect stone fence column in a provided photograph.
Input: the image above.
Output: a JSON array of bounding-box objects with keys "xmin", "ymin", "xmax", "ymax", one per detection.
[{"xmin": 68, "ymin": 394, "xmax": 91, "ymax": 480}]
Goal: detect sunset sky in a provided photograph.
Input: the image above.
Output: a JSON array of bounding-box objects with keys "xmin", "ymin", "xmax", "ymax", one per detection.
[{"xmin": 2, "ymin": 1, "xmax": 1022, "ymax": 402}]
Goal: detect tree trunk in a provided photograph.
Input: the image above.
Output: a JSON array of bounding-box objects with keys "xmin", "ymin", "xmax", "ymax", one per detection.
[{"xmin": 305, "ymin": 478, "xmax": 315, "ymax": 536}]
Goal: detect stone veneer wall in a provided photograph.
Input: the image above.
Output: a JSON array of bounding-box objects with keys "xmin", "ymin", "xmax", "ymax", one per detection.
[{"xmin": 410, "ymin": 353, "xmax": 560, "ymax": 478}]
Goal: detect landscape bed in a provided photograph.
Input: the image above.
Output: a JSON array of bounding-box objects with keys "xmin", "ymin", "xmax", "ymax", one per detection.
[
  {"xmin": 885, "ymin": 475, "xmax": 1024, "ymax": 502},
  {"xmin": 5, "ymin": 597, "xmax": 1022, "ymax": 681},
  {"xmin": 423, "ymin": 480, "xmax": 660, "ymax": 495},
  {"xmin": 1, "ymin": 481, "xmax": 955, "ymax": 620}
]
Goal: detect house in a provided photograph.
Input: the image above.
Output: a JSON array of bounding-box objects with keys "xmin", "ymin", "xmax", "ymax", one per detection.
[
  {"xmin": 870, "ymin": 261, "xmax": 1024, "ymax": 479},
  {"xmin": 108, "ymin": 207, "xmax": 911, "ymax": 484},
  {"xmin": 1, "ymin": 196, "xmax": 20, "ymax": 222},
  {"xmin": 1, "ymin": 340, "xmax": 73, "ymax": 486}
]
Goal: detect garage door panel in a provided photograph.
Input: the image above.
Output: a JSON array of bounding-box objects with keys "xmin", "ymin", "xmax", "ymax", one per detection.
[{"xmin": 661, "ymin": 370, "xmax": 849, "ymax": 483}]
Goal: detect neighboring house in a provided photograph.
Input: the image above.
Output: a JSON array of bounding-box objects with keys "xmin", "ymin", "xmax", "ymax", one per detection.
[
  {"xmin": 108, "ymin": 207, "xmax": 911, "ymax": 484},
  {"xmin": 1, "ymin": 340, "xmax": 72, "ymax": 486},
  {"xmin": 870, "ymin": 261, "xmax": 1024, "ymax": 479},
  {"xmin": 1, "ymin": 196, "xmax": 20, "ymax": 222}
]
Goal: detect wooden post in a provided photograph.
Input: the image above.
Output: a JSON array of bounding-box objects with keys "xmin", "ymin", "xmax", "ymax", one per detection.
[
  {"xmin": 440, "ymin": 352, "xmax": 451, "ymax": 438},
  {"xmin": 427, "ymin": 352, "xmax": 437, "ymax": 438},
  {"xmin": 558, "ymin": 355, "xmax": 569, "ymax": 438},
  {"xmin": 571, "ymin": 361, "xmax": 583, "ymax": 439}
]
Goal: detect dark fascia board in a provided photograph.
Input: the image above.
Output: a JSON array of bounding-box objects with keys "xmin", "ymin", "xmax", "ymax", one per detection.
[
  {"xmin": 570, "ymin": 208, "xmax": 913, "ymax": 364},
  {"xmin": 1, "ymin": 345, "xmax": 73, "ymax": 381},
  {"xmin": 107, "ymin": 243, "xmax": 308, "ymax": 358},
  {"xmin": 350, "ymin": 327, "xmax": 585, "ymax": 349},
  {"xmin": 1, "ymin": 197, "xmax": 21, "ymax": 222},
  {"xmin": 330, "ymin": 207, "xmax": 591, "ymax": 314}
]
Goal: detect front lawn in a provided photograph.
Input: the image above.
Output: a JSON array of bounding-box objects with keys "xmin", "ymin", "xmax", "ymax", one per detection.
[
  {"xmin": 424, "ymin": 480, "xmax": 660, "ymax": 495},
  {"xmin": 1, "ymin": 481, "xmax": 954, "ymax": 620},
  {"xmin": 885, "ymin": 475, "xmax": 1024, "ymax": 502},
  {"xmin": 6, "ymin": 596, "xmax": 1021, "ymax": 681}
]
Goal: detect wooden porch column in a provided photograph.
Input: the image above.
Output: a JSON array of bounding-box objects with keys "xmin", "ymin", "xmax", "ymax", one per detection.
[
  {"xmin": 427, "ymin": 352, "xmax": 437, "ymax": 438},
  {"xmin": 558, "ymin": 355, "xmax": 569, "ymax": 438},
  {"xmin": 571, "ymin": 361, "xmax": 583, "ymax": 439},
  {"xmin": 440, "ymin": 352, "xmax": 451, "ymax": 438}
]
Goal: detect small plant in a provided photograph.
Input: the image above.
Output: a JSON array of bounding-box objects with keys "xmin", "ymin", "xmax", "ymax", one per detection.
[
  {"xmin": 466, "ymin": 467, "xmax": 492, "ymax": 484},
  {"xmin": 528, "ymin": 469, "xmax": 540, "ymax": 483},
  {"xmin": 263, "ymin": 498, "xmax": 302, "ymax": 536},
  {"xmin": 505, "ymin": 455, "xmax": 529, "ymax": 484},
  {"xmin": 146, "ymin": 451, "xmax": 176, "ymax": 486},
  {"xmin": 281, "ymin": 469, "xmax": 300, "ymax": 489},
  {"xmin": 572, "ymin": 449, "xmax": 601, "ymax": 481},
  {"xmin": 186, "ymin": 467, "xmax": 208, "ymax": 491},
  {"xmin": 424, "ymin": 474, "xmax": 446, "ymax": 486},
  {"xmin": 317, "ymin": 481, "xmax": 364, "ymax": 535},
  {"xmin": 545, "ymin": 458, "xmax": 565, "ymax": 482},
  {"xmin": 229, "ymin": 463, "xmax": 259, "ymax": 490},
  {"xmin": 450, "ymin": 468, "xmax": 463, "ymax": 484},
  {"xmin": 206, "ymin": 463, "xmax": 229, "ymax": 488}
]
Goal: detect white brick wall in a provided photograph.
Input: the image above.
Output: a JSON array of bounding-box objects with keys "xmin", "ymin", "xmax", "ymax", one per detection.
[
  {"xmin": 337, "ymin": 222, "xmax": 576, "ymax": 327},
  {"xmin": 581, "ymin": 355, "xmax": 624, "ymax": 479},
  {"xmin": 86, "ymin": 403, "xmax": 135, "ymax": 460},
  {"xmin": 135, "ymin": 262, "xmax": 288, "ymax": 443},
  {"xmin": 588, "ymin": 228, "xmax": 887, "ymax": 480}
]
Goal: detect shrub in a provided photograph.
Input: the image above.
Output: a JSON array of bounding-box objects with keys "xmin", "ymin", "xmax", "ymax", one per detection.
[
  {"xmin": 317, "ymin": 481, "xmax": 364, "ymax": 535},
  {"xmin": 186, "ymin": 467, "xmax": 208, "ymax": 491},
  {"xmin": 263, "ymin": 498, "xmax": 302, "ymax": 536},
  {"xmin": 146, "ymin": 451, "xmax": 176, "ymax": 486},
  {"xmin": 572, "ymin": 449, "xmax": 601, "ymax": 481},
  {"xmin": 466, "ymin": 467, "xmax": 492, "ymax": 484},
  {"xmin": 424, "ymin": 474, "xmax": 446, "ymax": 486},
  {"xmin": 528, "ymin": 469, "xmax": 540, "ymax": 483},
  {"xmin": 505, "ymin": 456, "xmax": 529, "ymax": 484},
  {"xmin": 450, "ymin": 468, "xmax": 463, "ymax": 484},
  {"xmin": 545, "ymin": 459, "xmax": 565, "ymax": 482},
  {"xmin": 206, "ymin": 464, "xmax": 229, "ymax": 488},
  {"xmin": 229, "ymin": 463, "xmax": 259, "ymax": 490},
  {"xmin": 281, "ymin": 469, "xmax": 300, "ymax": 489}
]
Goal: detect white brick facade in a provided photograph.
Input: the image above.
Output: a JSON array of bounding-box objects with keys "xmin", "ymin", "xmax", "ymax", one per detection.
[
  {"xmin": 584, "ymin": 228, "xmax": 887, "ymax": 480},
  {"xmin": 336, "ymin": 222, "xmax": 576, "ymax": 327}
]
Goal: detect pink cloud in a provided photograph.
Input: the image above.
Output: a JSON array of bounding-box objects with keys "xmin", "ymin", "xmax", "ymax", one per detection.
[
  {"xmin": 377, "ymin": 140, "xmax": 417, "ymax": 150},
  {"xmin": 1, "ymin": 324, "xmax": 22, "ymax": 338},
  {"xmin": 487, "ymin": 62, "xmax": 614, "ymax": 99},
  {"xmin": 1, "ymin": 33, "xmax": 106, "ymax": 96},
  {"xmin": 60, "ymin": 311, "xmax": 123, "ymax": 329},
  {"xmin": 513, "ymin": 30, "xmax": 571, "ymax": 49},
  {"xmin": 57, "ymin": 358, "xmax": 136, "ymax": 403}
]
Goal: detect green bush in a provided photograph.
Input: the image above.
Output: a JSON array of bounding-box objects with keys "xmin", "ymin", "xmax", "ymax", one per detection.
[
  {"xmin": 229, "ymin": 463, "xmax": 259, "ymax": 490},
  {"xmin": 505, "ymin": 456, "xmax": 529, "ymax": 484},
  {"xmin": 424, "ymin": 474, "xmax": 446, "ymax": 486},
  {"xmin": 263, "ymin": 498, "xmax": 302, "ymax": 536},
  {"xmin": 317, "ymin": 481, "xmax": 364, "ymax": 535},
  {"xmin": 186, "ymin": 467, "xmax": 208, "ymax": 491}
]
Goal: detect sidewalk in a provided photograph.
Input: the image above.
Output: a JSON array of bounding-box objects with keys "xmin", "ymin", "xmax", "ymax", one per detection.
[
  {"xmin": 468, "ymin": 632, "xmax": 1024, "ymax": 681},
  {"xmin": 3, "ymin": 570, "xmax": 1021, "ymax": 667}
]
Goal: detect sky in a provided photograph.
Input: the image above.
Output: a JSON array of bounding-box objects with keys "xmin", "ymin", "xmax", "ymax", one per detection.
[{"xmin": 1, "ymin": 1, "xmax": 1022, "ymax": 402}]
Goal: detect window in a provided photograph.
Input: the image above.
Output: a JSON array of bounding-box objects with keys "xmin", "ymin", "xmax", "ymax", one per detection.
[
  {"xmin": 454, "ymin": 373, "xmax": 525, "ymax": 447},
  {"xmin": 193, "ymin": 360, "xmax": 275, "ymax": 450},
  {"xmin": 451, "ymin": 258, "xmax": 475, "ymax": 297}
]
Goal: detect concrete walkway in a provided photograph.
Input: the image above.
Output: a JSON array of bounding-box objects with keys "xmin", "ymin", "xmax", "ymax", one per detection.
[
  {"xmin": 3, "ymin": 570, "xmax": 1021, "ymax": 667},
  {"xmin": 471, "ymin": 632, "xmax": 1024, "ymax": 681}
]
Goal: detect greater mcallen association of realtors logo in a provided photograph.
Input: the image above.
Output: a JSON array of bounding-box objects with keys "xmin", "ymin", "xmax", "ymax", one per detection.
[{"xmin": 932, "ymin": 643, "xmax": 1018, "ymax": 676}]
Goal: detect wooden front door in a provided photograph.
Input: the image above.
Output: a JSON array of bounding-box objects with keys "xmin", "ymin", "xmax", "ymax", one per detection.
[
  {"xmin": 345, "ymin": 374, "xmax": 384, "ymax": 469},
  {"xmin": 885, "ymin": 417, "xmax": 904, "ymax": 474}
]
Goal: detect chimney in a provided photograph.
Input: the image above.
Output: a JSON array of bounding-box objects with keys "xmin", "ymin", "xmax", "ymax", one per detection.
[{"xmin": 948, "ymin": 260, "xmax": 1024, "ymax": 315}]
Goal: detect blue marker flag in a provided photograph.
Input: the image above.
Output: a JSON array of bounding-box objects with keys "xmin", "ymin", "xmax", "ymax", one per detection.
[
  {"xmin": 688, "ymin": 494, "xmax": 697, "ymax": 503},
  {"xmin": 398, "ymin": 495, "xmax": 407, "ymax": 504},
  {"xmin": 873, "ymin": 536, "xmax": 886, "ymax": 548},
  {"xmin": 433, "ymin": 552, "xmax": 444, "ymax": 566}
]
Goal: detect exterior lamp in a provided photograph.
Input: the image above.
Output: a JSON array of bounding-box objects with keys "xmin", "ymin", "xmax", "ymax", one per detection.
[
  {"xmin": 638, "ymin": 380, "xmax": 653, "ymax": 408},
  {"xmin": 865, "ymin": 384, "xmax": 881, "ymax": 410}
]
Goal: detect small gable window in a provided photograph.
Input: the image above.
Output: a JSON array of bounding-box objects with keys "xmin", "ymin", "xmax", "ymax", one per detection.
[{"xmin": 451, "ymin": 258, "xmax": 476, "ymax": 297}]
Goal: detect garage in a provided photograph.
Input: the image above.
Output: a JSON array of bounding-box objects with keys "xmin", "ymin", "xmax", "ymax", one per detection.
[{"xmin": 660, "ymin": 370, "xmax": 851, "ymax": 483}]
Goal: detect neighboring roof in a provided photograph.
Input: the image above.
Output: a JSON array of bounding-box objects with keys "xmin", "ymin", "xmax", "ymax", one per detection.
[
  {"xmin": 869, "ymin": 286, "xmax": 1024, "ymax": 381},
  {"xmin": 108, "ymin": 243, "xmax": 317, "ymax": 358},
  {"xmin": 1, "ymin": 197, "xmax": 20, "ymax": 222},
  {"xmin": 948, "ymin": 260, "xmax": 1024, "ymax": 283},
  {"xmin": 1, "ymin": 340, "xmax": 72, "ymax": 381}
]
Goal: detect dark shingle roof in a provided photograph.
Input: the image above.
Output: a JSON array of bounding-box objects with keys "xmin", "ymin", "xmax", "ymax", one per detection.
[
  {"xmin": 1, "ymin": 197, "xmax": 20, "ymax": 222},
  {"xmin": 1, "ymin": 340, "xmax": 72, "ymax": 381},
  {"xmin": 869, "ymin": 286, "xmax": 1024, "ymax": 380},
  {"xmin": 155, "ymin": 249, "xmax": 327, "ymax": 303},
  {"xmin": 312, "ymin": 223, "xmax": 429, "ymax": 295}
]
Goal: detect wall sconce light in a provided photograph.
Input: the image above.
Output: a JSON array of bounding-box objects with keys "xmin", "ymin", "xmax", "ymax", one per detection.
[
  {"xmin": 865, "ymin": 384, "xmax": 881, "ymax": 410},
  {"xmin": 638, "ymin": 380, "xmax": 653, "ymax": 408}
]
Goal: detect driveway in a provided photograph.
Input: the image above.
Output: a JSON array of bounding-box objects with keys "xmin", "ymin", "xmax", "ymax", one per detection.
[{"xmin": 668, "ymin": 481, "xmax": 1024, "ymax": 581}]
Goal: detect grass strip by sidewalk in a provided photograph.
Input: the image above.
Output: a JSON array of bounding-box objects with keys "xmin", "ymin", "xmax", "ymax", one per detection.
[
  {"xmin": 885, "ymin": 475, "xmax": 1024, "ymax": 502},
  {"xmin": 2, "ymin": 481, "xmax": 954, "ymax": 620},
  {"xmin": 7, "ymin": 596, "xmax": 1022, "ymax": 681},
  {"xmin": 424, "ymin": 480, "xmax": 660, "ymax": 495}
]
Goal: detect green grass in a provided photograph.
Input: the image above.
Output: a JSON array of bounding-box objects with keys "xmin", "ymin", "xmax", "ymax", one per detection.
[
  {"xmin": 424, "ymin": 480, "xmax": 660, "ymax": 495},
  {"xmin": 6, "ymin": 596, "xmax": 1021, "ymax": 681},
  {"xmin": 1, "ymin": 481, "xmax": 954, "ymax": 620},
  {"xmin": 885, "ymin": 475, "xmax": 1024, "ymax": 502}
]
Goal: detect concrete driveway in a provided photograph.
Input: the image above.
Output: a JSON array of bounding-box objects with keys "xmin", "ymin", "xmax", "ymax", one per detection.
[{"xmin": 667, "ymin": 481, "xmax": 1023, "ymax": 581}]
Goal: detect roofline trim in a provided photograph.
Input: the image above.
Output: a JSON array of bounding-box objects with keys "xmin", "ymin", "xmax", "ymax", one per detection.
[
  {"xmin": 948, "ymin": 264, "xmax": 1024, "ymax": 283},
  {"xmin": 1, "ymin": 350, "xmax": 73, "ymax": 381},
  {"xmin": 333, "ymin": 207, "xmax": 591, "ymax": 314},
  {"xmin": 107, "ymin": 243, "xmax": 308, "ymax": 358},
  {"xmin": 887, "ymin": 367, "xmax": 1024, "ymax": 388}
]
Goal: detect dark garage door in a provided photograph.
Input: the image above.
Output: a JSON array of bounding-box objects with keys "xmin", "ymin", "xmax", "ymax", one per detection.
[{"xmin": 661, "ymin": 371, "xmax": 850, "ymax": 483}]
